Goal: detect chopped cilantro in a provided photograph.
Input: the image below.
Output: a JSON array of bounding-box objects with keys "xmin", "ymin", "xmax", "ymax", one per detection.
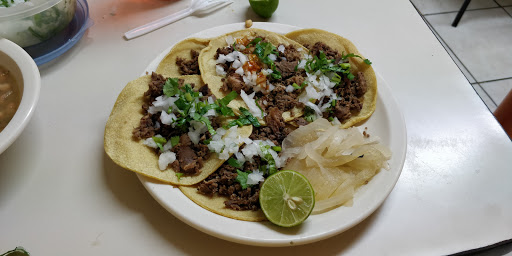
[
  {"xmin": 152, "ymin": 136, "xmax": 167, "ymax": 151},
  {"xmin": 305, "ymin": 51, "xmax": 371, "ymax": 81},
  {"xmin": 163, "ymin": 78, "xmax": 180, "ymax": 97},
  {"xmin": 331, "ymin": 73, "xmax": 342, "ymax": 84},
  {"xmin": 214, "ymin": 91, "xmax": 238, "ymax": 117},
  {"xmin": 260, "ymin": 144, "xmax": 278, "ymax": 175},
  {"xmin": 255, "ymin": 98, "xmax": 265, "ymax": 118},
  {"xmin": 292, "ymin": 81, "xmax": 308, "ymax": 90},
  {"xmin": 170, "ymin": 136, "xmax": 180, "ymax": 147},
  {"xmin": 271, "ymin": 146, "xmax": 281, "ymax": 152},
  {"xmin": 225, "ymin": 107, "xmax": 261, "ymax": 128},
  {"xmin": 341, "ymin": 52, "xmax": 372, "ymax": 66},
  {"xmin": 304, "ymin": 107, "xmax": 317, "ymax": 123},
  {"xmin": 247, "ymin": 37, "xmax": 263, "ymax": 46},
  {"xmin": 253, "ymin": 41, "xmax": 282, "ymax": 80},
  {"xmin": 159, "ymin": 78, "xmax": 241, "ymax": 139},
  {"xmin": 228, "ymin": 157, "xmax": 243, "ymax": 168},
  {"xmin": 236, "ymin": 170, "xmax": 250, "ymax": 189},
  {"xmin": 175, "ymin": 172, "xmax": 184, "ymax": 180}
]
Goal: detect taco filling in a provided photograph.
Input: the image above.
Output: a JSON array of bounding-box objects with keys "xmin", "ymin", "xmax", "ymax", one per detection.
[
  {"xmin": 132, "ymin": 72, "xmax": 241, "ymax": 176},
  {"xmin": 176, "ymin": 49, "xmax": 200, "ymax": 75},
  {"xmin": 211, "ymin": 34, "xmax": 372, "ymax": 126},
  {"xmin": 298, "ymin": 42, "xmax": 370, "ymax": 124},
  {"xmin": 196, "ymin": 107, "xmax": 291, "ymax": 211},
  {"xmin": 214, "ymin": 35, "xmax": 306, "ymax": 118}
]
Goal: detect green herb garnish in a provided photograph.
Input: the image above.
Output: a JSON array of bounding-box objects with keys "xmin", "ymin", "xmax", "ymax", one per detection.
[
  {"xmin": 152, "ymin": 136, "xmax": 167, "ymax": 151},
  {"xmin": 170, "ymin": 136, "xmax": 180, "ymax": 147},
  {"xmin": 305, "ymin": 51, "xmax": 371, "ymax": 82},
  {"xmin": 163, "ymin": 78, "xmax": 181, "ymax": 97},
  {"xmin": 228, "ymin": 157, "xmax": 243, "ymax": 168},
  {"xmin": 247, "ymin": 37, "xmax": 263, "ymax": 46},
  {"xmin": 225, "ymin": 107, "xmax": 261, "ymax": 128},
  {"xmin": 236, "ymin": 170, "xmax": 250, "ymax": 189},
  {"xmin": 253, "ymin": 40, "xmax": 282, "ymax": 79},
  {"xmin": 341, "ymin": 52, "xmax": 372, "ymax": 65},
  {"xmin": 303, "ymin": 107, "xmax": 317, "ymax": 123},
  {"xmin": 271, "ymin": 146, "xmax": 282, "ymax": 152},
  {"xmin": 175, "ymin": 172, "xmax": 184, "ymax": 181},
  {"xmin": 260, "ymin": 144, "xmax": 278, "ymax": 175}
]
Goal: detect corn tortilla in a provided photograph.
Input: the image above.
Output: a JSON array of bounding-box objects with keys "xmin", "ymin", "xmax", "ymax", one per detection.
[
  {"xmin": 104, "ymin": 74, "xmax": 252, "ymax": 185},
  {"xmin": 285, "ymin": 28, "xmax": 378, "ymax": 128},
  {"xmin": 180, "ymin": 185, "xmax": 266, "ymax": 221},
  {"xmin": 156, "ymin": 38, "xmax": 210, "ymax": 77},
  {"xmin": 199, "ymin": 28, "xmax": 308, "ymax": 123}
]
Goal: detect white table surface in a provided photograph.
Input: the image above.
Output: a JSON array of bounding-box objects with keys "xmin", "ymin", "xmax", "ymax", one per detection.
[{"xmin": 1, "ymin": 0, "xmax": 512, "ymax": 255}]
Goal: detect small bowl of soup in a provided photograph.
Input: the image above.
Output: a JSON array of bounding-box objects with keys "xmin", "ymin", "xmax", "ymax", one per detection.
[{"xmin": 0, "ymin": 38, "xmax": 40, "ymax": 154}]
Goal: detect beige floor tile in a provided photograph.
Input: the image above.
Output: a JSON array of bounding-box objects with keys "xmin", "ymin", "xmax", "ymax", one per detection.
[
  {"xmin": 472, "ymin": 83, "xmax": 497, "ymax": 112},
  {"xmin": 480, "ymin": 78, "xmax": 512, "ymax": 106},
  {"xmin": 422, "ymin": 17, "xmax": 477, "ymax": 83},
  {"xmin": 496, "ymin": 0, "xmax": 512, "ymax": 6},
  {"xmin": 426, "ymin": 8, "xmax": 512, "ymax": 82},
  {"xmin": 411, "ymin": 0, "xmax": 498, "ymax": 15}
]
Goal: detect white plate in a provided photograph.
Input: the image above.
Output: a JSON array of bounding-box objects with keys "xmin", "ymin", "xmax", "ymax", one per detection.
[{"xmin": 137, "ymin": 22, "xmax": 407, "ymax": 247}]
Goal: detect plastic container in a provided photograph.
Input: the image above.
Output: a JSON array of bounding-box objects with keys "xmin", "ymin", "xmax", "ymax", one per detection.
[{"xmin": 0, "ymin": 0, "xmax": 77, "ymax": 47}]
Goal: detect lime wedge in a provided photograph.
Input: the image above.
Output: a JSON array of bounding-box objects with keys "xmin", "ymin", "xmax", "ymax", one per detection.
[
  {"xmin": 259, "ymin": 170, "xmax": 315, "ymax": 227},
  {"xmin": 249, "ymin": 0, "xmax": 279, "ymax": 18}
]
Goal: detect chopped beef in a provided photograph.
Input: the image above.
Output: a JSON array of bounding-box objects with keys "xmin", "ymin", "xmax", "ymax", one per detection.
[
  {"xmin": 281, "ymin": 45, "xmax": 302, "ymax": 62},
  {"xmin": 132, "ymin": 114, "xmax": 155, "ymax": 139},
  {"xmin": 354, "ymin": 72, "xmax": 368, "ymax": 97},
  {"xmin": 221, "ymin": 73, "xmax": 248, "ymax": 93},
  {"xmin": 265, "ymin": 107, "xmax": 285, "ymax": 135},
  {"xmin": 285, "ymin": 74, "xmax": 305, "ymax": 87},
  {"xmin": 258, "ymin": 84, "xmax": 303, "ymax": 113},
  {"xmin": 144, "ymin": 72, "xmax": 167, "ymax": 100},
  {"xmin": 197, "ymin": 157, "xmax": 265, "ymax": 211},
  {"xmin": 198, "ymin": 83, "xmax": 212, "ymax": 97},
  {"xmin": 176, "ymin": 50, "xmax": 200, "ymax": 75},
  {"xmin": 250, "ymin": 124, "xmax": 291, "ymax": 146},
  {"xmin": 306, "ymin": 42, "xmax": 341, "ymax": 60},
  {"xmin": 330, "ymin": 100, "xmax": 351, "ymax": 121},
  {"xmin": 324, "ymin": 72, "xmax": 368, "ymax": 122},
  {"xmin": 214, "ymin": 46, "xmax": 234, "ymax": 59},
  {"xmin": 275, "ymin": 60, "xmax": 299, "ymax": 79},
  {"xmin": 174, "ymin": 134, "xmax": 202, "ymax": 175}
]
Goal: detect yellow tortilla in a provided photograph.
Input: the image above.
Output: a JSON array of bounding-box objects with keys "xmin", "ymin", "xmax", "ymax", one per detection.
[
  {"xmin": 104, "ymin": 74, "xmax": 252, "ymax": 185},
  {"xmin": 156, "ymin": 38, "xmax": 210, "ymax": 77},
  {"xmin": 285, "ymin": 28, "xmax": 378, "ymax": 128},
  {"xmin": 180, "ymin": 185, "xmax": 266, "ymax": 221},
  {"xmin": 199, "ymin": 28, "xmax": 308, "ymax": 123}
]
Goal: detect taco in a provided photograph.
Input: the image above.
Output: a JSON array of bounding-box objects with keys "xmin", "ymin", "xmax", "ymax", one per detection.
[
  {"xmin": 178, "ymin": 107, "xmax": 295, "ymax": 221},
  {"xmin": 104, "ymin": 73, "xmax": 252, "ymax": 185},
  {"xmin": 156, "ymin": 38, "xmax": 210, "ymax": 77},
  {"xmin": 199, "ymin": 28, "xmax": 309, "ymax": 124},
  {"xmin": 284, "ymin": 28, "xmax": 378, "ymax": 128}
]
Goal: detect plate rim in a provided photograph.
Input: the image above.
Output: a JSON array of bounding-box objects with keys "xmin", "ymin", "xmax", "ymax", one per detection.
[{"xmin": 137, "ymin": 22, "xmax": 407, "ymax": 247}]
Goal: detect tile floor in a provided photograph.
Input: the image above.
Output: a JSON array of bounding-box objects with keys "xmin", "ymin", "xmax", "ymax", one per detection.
[{"xmin": 410, "ymin": 0, "xmax": 512, "ymax": 113}]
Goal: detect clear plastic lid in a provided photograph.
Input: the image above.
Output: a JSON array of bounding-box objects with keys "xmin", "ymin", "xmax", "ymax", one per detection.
[{"xmin": 0, "ymin": 0, "xmax": 62, "ymax": 21}]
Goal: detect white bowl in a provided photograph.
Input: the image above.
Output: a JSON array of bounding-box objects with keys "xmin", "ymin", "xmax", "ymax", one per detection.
[{"xmin": 0, "ymin": 38, "xmax": 40, "ymax": 154}]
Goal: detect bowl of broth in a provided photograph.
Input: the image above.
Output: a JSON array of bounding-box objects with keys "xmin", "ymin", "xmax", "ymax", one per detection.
[{"xmin": 0, "ymin": 38, "xmax": 40, "ymax": 154}]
